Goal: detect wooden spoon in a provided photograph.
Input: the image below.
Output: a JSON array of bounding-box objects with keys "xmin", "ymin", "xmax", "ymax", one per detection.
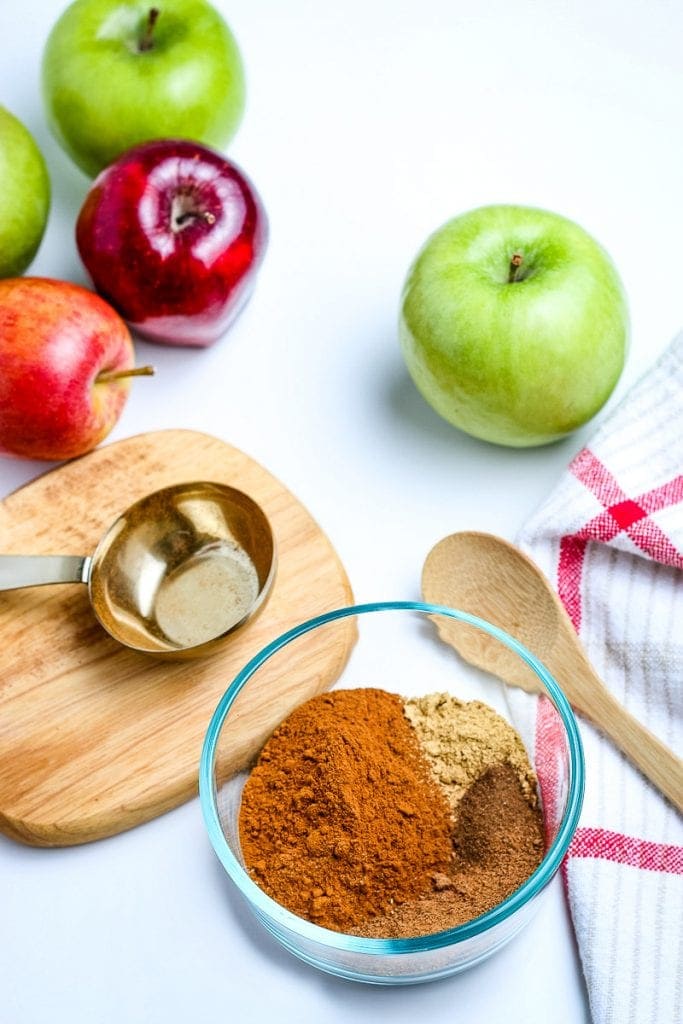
[{"xmin": 422, "ymin": 531, "xmax": 683, "ymax": 813}]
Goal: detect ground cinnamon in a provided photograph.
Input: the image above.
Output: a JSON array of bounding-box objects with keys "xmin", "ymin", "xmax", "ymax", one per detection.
[{"xmin": 238, "ymin": 688, "xmax": 455, "ymax": 931}]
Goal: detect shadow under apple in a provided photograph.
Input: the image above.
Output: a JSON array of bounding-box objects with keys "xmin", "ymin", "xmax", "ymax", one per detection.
[{"xmin": 381, "ymin": 351, "xmax": 589, "ymax": 468}]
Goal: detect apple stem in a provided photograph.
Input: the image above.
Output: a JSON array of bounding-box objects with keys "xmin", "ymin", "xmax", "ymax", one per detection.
[
  {"xmin": 508, "ymin": 253, "xmax": 524, "ymax": 284},
  {"xmin": 174, "ymin": 210, "xmax": 216, "ymax": 228},
  {"xmin": 138, "ymin": 7, "xmax": 160, "ymax": 52},
  {"xmin": 96, "ymin": 365, "xmax": 156, "ymax": 384}
]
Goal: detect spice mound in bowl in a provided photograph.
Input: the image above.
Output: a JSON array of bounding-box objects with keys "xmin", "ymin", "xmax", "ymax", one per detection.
[{"xmin": 238, "ymin": 688, "xmax": 544, "ymax": 938}]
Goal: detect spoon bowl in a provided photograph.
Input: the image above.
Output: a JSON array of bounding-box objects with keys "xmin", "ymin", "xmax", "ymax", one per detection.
[
  {"xmin": 0, "ymin": 481, "xmax": 276, "ymax": 658},
  {"xmin": 422, "ymin": 531, "xmax": 683, "ymax": 812}
]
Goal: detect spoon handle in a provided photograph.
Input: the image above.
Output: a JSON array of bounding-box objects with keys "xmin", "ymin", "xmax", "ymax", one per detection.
[
  {"xmin": 0, "ymin": 555, "xmax": 90, "ymax": 591},
  {"xmin": 574, "ymin": 677, "xmax": 683, "ymax": 813},
  {"xmin": 550, "ymin": 617, "xmax": 683, "ymax": 812}
]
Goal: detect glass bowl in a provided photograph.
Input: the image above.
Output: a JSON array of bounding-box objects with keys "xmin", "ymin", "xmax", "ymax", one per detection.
[{"xmin": 199, "ymin": 601, "xmax": 584, "ymax": 985}]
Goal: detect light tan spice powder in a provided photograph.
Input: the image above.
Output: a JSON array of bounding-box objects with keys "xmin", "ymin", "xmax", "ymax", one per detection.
[{"xmin": 404, "ymin": 692, "xmax": 538, "ymax": 810}]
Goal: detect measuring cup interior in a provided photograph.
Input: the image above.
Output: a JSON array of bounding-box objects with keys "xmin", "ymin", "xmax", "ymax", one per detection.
[{"xmin": 89, "ymin": 482, "xmax": 275, "ymax": 656}]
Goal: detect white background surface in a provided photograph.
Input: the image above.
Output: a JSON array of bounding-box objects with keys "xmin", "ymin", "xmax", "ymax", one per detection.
[{"xmin": 1, "ymin": 1, "xmax": 681, "ymax": 1021}]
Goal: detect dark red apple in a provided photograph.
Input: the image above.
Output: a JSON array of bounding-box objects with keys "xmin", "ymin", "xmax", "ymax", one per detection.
[{"xmin": 76, "ymin": 139, "xmax": 268, "ymax": 347}]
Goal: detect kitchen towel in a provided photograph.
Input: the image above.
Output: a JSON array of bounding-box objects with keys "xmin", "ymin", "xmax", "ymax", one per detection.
[{"xmin": 515, "ymin": 332, "xmax": 683, "ymax": 1024}]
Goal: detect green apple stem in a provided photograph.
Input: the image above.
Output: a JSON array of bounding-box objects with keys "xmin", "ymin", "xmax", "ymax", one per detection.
[
  {"xmin": 508, "ymin": 253, "xmax": 524, "ymax": 284},
  {"xmin": 96, "ymin": 365, "xmax": 156, "ymax": 384},
  {"xmin": 138, "ymin": 8, "xmax": 160, "ymax": 52}
]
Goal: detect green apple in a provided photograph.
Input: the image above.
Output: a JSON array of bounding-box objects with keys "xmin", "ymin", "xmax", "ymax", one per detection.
[
  {"xmin": 41, "ymin": 0, "xmax": 245, "ymax": 177},
  {"xmin": 400, "ymin": 205, "xmax": 629, "ymax": 447},
  {"xmin": 0, "ymin": 108, "xmax": 50, "ymax": 278}
]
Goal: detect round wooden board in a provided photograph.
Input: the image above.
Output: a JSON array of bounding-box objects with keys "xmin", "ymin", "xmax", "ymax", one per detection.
[{"xmin": 0, "ymin": 430, "xmax": 355, "ymax": 846}]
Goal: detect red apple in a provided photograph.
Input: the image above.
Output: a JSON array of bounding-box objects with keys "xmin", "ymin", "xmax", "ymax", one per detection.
[
  {"xmin": 75, "ymin": 139, "xmax": 268, "ymax": 347},
  {"xmin": 0, "ymin": 277, "xmax": 150, "ymax": 461}
]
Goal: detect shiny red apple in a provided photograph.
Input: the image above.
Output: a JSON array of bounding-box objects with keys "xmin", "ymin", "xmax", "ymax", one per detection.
[
  {"xmin": 76, "ymin": 139, "xmax": 268, "ymax": 347},
  {"xmin": 0, "ymin": 277, "xmax": 151, "ymax": 461}
]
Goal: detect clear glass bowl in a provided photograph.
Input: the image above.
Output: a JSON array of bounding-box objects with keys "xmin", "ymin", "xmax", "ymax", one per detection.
[{"xmin": 199, "ymin": 601, "xmax": 584, "ymax": 985}]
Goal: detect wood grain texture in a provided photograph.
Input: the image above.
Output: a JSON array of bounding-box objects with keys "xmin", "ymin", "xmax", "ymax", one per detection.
[
  {"xmin": 423, "ymin": 531, "xmax": 683, "ymax": 813},
  {"xmin": 0, "ymin": 430, "xmax": 356, "ymax": 846}
]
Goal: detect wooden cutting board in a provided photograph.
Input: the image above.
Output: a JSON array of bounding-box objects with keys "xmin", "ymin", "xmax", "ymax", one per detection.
[{"xmin": 0, "ymin": 430, "xmax": 355, "ymax": 847}]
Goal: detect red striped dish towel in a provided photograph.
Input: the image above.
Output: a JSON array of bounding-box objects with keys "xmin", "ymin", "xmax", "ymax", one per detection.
[{"xmin": 515, "ymin": 333, "xmax": 683, "ymax": 1023}]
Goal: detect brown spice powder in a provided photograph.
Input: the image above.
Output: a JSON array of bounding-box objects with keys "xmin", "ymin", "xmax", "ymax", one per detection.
[
  {"xmin": 238, "ymin": 689, "xmax": 456, "ymax": 932},
  {"xmin": 238, "ymin": 687, "xmax": 545, "ymax": 938},
  {"xmin": 356, "ymin": 762, "xmax": 545, "ymax": 938}
]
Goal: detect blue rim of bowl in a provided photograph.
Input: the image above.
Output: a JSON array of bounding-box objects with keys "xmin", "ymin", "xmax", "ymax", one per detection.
[{"xmin": 199, "ymin": 600, "xmax": 585, "ymax": 954}]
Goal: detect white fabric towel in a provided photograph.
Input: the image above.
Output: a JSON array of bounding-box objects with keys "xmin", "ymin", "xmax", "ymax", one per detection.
[{"xmin": 515, "ymin": 333, "xmax": 683, "ymax": 1023}]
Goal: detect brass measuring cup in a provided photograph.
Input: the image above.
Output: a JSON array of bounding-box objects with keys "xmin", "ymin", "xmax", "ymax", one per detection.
[{"xmin": 0, "ymin": 482, "xmax": 276, "ymax": 658}]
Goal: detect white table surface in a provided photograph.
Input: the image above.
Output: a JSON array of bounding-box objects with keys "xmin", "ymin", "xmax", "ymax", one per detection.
[{"xmin": 1, "ymin": 1, "xmax": 681, "ymax": 1020}]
